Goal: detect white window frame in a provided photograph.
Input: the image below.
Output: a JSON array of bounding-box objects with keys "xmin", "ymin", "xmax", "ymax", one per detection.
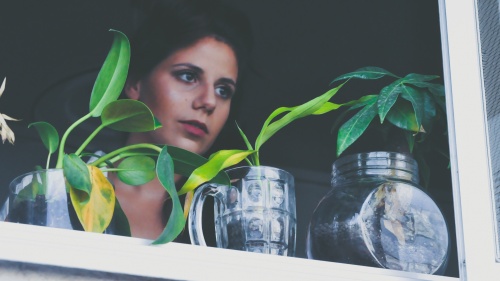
[
  {"xmin": 442, "ymin": 0, "xmax": 500, "ymax": 280},
  {"xmin": 0, "ymin": 0, "xmax": 494, "ymax": 280}
]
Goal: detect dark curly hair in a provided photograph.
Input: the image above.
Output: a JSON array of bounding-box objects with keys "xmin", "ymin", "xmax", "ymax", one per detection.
[{"xmin": 128, "ymin": 0, "xmax": 254, "ymax": 86}]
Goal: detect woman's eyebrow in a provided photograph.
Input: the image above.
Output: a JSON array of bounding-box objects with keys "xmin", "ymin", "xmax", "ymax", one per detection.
[
  {"xmin": 173, "ymin": 63, "xmax": 236, "ymax": 85},
  {"xmin": 172, "ymin": 63, "xmax": 203, "ymax": 73},
  {"xmin": 218, "ymin": 77, "xmax": 236, "ymax": 87}
]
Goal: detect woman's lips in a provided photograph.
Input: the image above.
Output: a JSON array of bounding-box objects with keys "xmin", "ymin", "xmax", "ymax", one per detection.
[{"xmin": 180, "ymin": 120, "xmax": 208, "ymax": 137}]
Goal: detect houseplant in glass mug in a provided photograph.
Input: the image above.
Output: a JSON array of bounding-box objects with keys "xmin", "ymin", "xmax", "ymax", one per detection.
[
  {"xmin": 4, "ymin": 29, "xmax": 235, "ymax": 245},
  {"xmin": 307, "ymin": 67, "xmax": 451, "ymax": 275},
  {"xmin": 184, "ymin": 80, "xmax": 349, "ymax": 256}
]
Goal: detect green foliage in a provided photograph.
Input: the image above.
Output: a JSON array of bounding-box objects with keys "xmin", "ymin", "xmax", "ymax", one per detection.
[
  {"xmin": 28, "ymin": 30, "xmax": 229, "ymax": 243},
  {"xmin": 177, "ymin": 80, "xmax": 350, "ymax": 219},
  {"xmin": 63, "ymin": 154, "xmax": 91, "ymax": 196},
  {"xmin": 112, "ymin": 199, "xmax": 131, "ymax": 237},
  {"xmin": 153, "ymin": 146, "xmax": 185, "ymax": 244},
  {"xmin": 331, "ymin": 66, "xmax": 448, "ymax": 187},
  {"xmin": 117, "ymin": 156, "xmax": 156, "ymax": 186},
  {"xmin": 28, "ymin": 122, "xmax": 59, "ymax": 169},
  {"xmin": 100, "ymin": 99, "xmax": 161, "ymax": 132},
  {"xmin": 179, "ymin": 81, "xmax": 348, "ymax": 203},
  {"xmin": 89, "ymin": 29, "xmax": 131, "ymax": 117},
  {"xmin": 178, "ymin": 149, "xmax": 255, "ymax": 195},
  {"xmin": 237, "ymin": 82, "xmax": 346, "ymax": 166}
]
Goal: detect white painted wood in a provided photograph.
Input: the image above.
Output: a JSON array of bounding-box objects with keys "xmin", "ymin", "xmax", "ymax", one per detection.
[
  {"xmin": 0, "ymin": 222, "xmax": 457, "ymax": 281},
  {"xmin": 441, "ymin": 0, "xmax": 500, "ymax": 280}
]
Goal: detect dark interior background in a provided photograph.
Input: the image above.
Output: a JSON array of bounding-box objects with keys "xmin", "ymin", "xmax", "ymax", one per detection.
[{"xmin": 0, "ymin": 0, "xmax": 457, "ymax": 277}]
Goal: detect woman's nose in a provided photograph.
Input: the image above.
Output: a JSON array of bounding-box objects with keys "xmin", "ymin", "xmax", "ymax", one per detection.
[{"xmin": 192, "ymin": 84, "xmax": 216, "ymax": 113}]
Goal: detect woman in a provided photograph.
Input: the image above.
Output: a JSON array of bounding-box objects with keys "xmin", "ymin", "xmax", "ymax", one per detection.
[{"xmin": 107, "ymin": 0, "xmax": 253, "ymax": 240}]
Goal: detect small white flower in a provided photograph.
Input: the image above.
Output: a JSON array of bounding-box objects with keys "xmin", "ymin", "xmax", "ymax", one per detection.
[{"xmin": 0, "ymin": 77, "xmax": 19, "ymax": 144}]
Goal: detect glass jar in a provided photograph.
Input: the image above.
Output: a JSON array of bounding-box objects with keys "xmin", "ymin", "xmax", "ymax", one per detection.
[
  {"xmin": 5, "ymin": 169, "xmax": 122, "ymax": 235},
  {"xmin": 306, "ymin": 152, "xmax": 449, "ymax": 275}
]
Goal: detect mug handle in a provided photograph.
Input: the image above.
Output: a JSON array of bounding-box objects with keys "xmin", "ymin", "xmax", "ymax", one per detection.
[{"xmin": 188, "ymin": 183, "xmax": 219, "ymax": 246}]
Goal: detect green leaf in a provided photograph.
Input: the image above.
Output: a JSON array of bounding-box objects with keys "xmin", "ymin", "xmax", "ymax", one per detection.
[
  {"xmin": 414, "ymin": 152, "xmax": 431, "ymax": 189},
  {"xmin": 403, "ymin": 130, "xmax": 415, "ymax": 153},
  {"xmin": 345, "ymin": 95, "xmax": 379, "ymax": 110},
  {"xmin": 153, "ymin": 146, "xmax": 185, "ymax": 244},
  {"xmin": 337, "ymin": 100, "xmax": 378, "ymax": 156},
  {"xmin": 385, "ymin": 100, "xmax": 420, "ymax": 132},
  {"xmin": 428, "ymin": 83, "xmax": 445, "ymax": 97},
  {"xmin": 111, "ymin": 198, "xmax": 131, "ymax": 237},
  {"xmin": 329, "ymin": 95, "xmax": 378, "ymax": 136},
  {"xmin": 378, "ymin": 80, "xmax": 403, "ymax": 122},
  {"xmin": 101, "ymin": 100, "xmax": 161, "ymax": 132},
  {"xmin": 89, "ymin": 30, "xmax": 131, "ymax": 117},
  {"xmin": 117, "ymin": 155, "xmax": 156, "ymax": 186},
  {"xmin": 63, "ymin": 154, "xmax": 91, "ymax": 196},
  {"xmin": 428, "ymin": 84, "xmax": 447, "ymax": 113},
  {"xmin": 254, "ymin": 106, "xmax": 293, "ymax": 151},
  {"xmin": 255, "ymin": 83, "xmax": 345, "ymax": 151},
  {"xmin": 400, "ymin": 85, "xmax": 425, "ymax": 130},
  {"xmin": 331, "ymin": 66, "xmax": 399, "ymax": 84},
  {"xmin": 402, "ymin": 73, "xmax": 440, "ymax": 83},
  {"xmin": 29, "ymin": 122, "xmax": 59, "ymax": 154},
  {"xmin": 235, "ymin": 122, "xmax": 254, "ymax": 151},
  {"xmin": 166, "ymin": 145, "xmax": 229, "ymax": 186},
  {"xmin": 178, "ymin": 149, "xmax": 255, "ymax": 195},
  {"xmin": 421, "ymin": 92, "xmax": 437, "ymax": 132},
  {"xmin": 235, "ymin": 122, "xmax": 256, "ymax": 165},
  {"xmin": 310, "ymin": 101, "xmax": 343, "ymax": 115},
  {"xmin": 14, "ymin": 176, "xmax": 40, "ymax": 203}
]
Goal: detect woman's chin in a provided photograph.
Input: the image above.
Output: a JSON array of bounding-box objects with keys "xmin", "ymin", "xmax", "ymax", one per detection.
[{"xmin": 170, "ymin": 139, "xmax": 209, "ymax": 156}]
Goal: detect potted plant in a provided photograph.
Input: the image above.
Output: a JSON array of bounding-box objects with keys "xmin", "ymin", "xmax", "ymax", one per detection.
[
  {"xmin": 4, "ymin": 30, "xmax": 232, "ymax": 245},
  {"xmin": 4, "ymin": 29, "xmax": 349, "ymax": 248},
  {"xmin": 332, "ymin": 66, "xmax": 448, "ymax": 187},
  {"xmin": 306, "ymin": 66, "xmax": 450, "ymax": 274},
  {"xmin": 184, "ymin": 80, "xmax": 349, "ymax": 256}
]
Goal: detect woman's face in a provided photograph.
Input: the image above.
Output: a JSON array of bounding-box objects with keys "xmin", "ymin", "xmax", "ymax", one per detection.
[{"xmin": 126, "ymin": 36, "xmax": 238, "ymax": 155}]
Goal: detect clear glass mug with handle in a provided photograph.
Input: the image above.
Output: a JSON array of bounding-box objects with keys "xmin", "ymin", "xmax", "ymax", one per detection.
[{"xmin": 188, "ymin": 166, "xmax": 297, "ymax": 256}]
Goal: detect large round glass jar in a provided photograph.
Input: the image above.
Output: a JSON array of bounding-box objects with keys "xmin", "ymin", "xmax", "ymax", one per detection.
[{"xmin": 306, "ymin": 152, "xmax": 449, "ymax": 275}]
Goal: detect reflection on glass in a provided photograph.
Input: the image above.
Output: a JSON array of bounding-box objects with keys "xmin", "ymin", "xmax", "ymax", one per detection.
[{"xmin": 477, "ymin": 0, "xmax": 500, "ymax": 262}]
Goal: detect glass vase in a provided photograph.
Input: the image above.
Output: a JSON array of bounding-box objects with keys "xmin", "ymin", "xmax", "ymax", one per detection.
[
  {"xmin": 189, "ymin": 166, "xmax": 297, "ymax": 256},
  {"xmin": 306, "ymin": 151, "xmax": 449, "ymax": 275},
  {"xmin": 6, "ymin": 169, "xmax": 82, "ymax": 230}
]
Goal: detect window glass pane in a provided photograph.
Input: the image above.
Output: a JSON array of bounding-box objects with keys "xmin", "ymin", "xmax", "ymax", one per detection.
[{"xmin": 0, "ymin": 0, "xmax": 459, "ymax": 278}]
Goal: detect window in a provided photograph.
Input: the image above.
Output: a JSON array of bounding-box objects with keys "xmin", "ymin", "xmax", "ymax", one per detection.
[{"xmin": 0, "ymin": 0, "xmax": 494, "ymax": 279}]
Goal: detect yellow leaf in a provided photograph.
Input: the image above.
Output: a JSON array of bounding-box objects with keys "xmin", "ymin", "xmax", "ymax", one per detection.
[
  {"xmin": 178, "ymin": 150, "xmax": 254, "ymax": 195},
  {"xmin": 183, "ymin": 191, "xmax": 194, "ymax": 220},
  {"xmin": 69, "ymin": 165, "xmax": 115, "ymax": 233}
]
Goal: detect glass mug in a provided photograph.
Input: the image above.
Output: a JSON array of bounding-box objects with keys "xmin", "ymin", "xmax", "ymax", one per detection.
[{"xmin": 188, "ymin": 166, "xmax": 297, "ymax": 256}]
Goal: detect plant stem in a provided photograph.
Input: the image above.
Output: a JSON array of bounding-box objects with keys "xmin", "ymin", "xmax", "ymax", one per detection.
[
  {"xmin": 90, "ymin": 143, "xmax": 162, "ymax": 167},
  {"xmin": 100, "ymin": 168, "xmax": 125, "ymax": 172},
  {"xmin": 95, "ymin": 152, "xmax": 159, "ymax": 168},
  {"xmin": 75, "ymin": 123, "xmax": 107, "ymax": 156},
  {"xmin": 45, "ymin": 153, "xmax": 51, "ymax": 170},
  {"xmin": 56, "ymin": 112, "xmax": 93, "ymax": 168},
  {"xmin": 243, "ymin": 158, "xmax": 253, "ymax": 166}
]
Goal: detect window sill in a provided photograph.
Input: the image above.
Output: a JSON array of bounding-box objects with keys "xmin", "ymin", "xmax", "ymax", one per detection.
[{"xmin": 0, "ymin": 222, "xmax": 457, "ymax": 281}]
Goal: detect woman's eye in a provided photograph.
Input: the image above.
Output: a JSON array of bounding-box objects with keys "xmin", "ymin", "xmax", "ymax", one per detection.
[
  {"xmin": 215, "ymin": 86, "xmax": 234, "ymax": 99},
  {"xmin": 177, "ymin": 72, "xmax": 197, "ymax": 83}
]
